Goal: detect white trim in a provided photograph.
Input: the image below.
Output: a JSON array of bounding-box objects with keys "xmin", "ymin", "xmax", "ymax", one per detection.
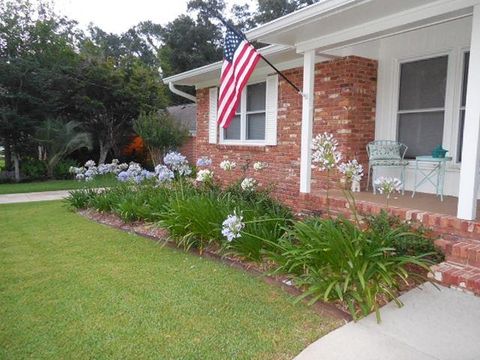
[
  {"xmin": 208, "ymin": 87, "xmax": 218, "ymax": 144},
  {"xmin": 457, "ymin": 4, "xmax": 480, "ymax": 220},
  {"xmin": 295, "ymin": 0, "xmax": 476, "ymax": 52},
  {"xmin": 300, "ymin": 50, "xmax": 315, "ymax": 194}
]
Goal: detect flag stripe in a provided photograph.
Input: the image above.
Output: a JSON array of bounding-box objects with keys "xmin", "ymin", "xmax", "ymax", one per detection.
[
  {"xmin": 217, "ymin": 29, "xmax": 261, "ymax": 129},
  {"xmin": 219, "ymin": 50, "xmax": 260, "ymax": 128},
  {"xmin": 218, "ymin": 45, "xmax": 259, "ymax": 127}
]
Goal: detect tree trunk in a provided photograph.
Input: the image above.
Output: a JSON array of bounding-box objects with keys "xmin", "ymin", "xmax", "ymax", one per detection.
[
  {"xmin": 12, "ymin": 152, "xmax": 20, "ymax": 182},
  {"xmin": 4, "ymin": 139, "xmax": 12, "ymax": 171},
  {"xmin": 98, "ymin": 142, "xmax": 111, "ymax": 165}
]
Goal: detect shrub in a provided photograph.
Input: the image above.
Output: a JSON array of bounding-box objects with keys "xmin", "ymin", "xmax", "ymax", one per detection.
[
  {"xmin": 160, "ymin": 191, "xmax": 232, "ymax": 252},
  {"xmin": 54, "ymin": 158, "xmax": 78, "ymax": 179},
  {"xmin": 267, "ymin": 217, "xmax": 434, "ymax": 322},
  {"xmin": 65, "ymin": 188, "xmax": 98, "ymax": 209},
  {"xmin": 364, "ymin": 210, "xmax": 444, "ymax": 262},
  {"xmin": 21, "ymin": 159, "xmax": 47, "ymax": 180}
]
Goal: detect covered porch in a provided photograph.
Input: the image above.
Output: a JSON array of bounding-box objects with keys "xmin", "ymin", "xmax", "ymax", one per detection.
[{"xmin": 248, "ymin": 0, "xmax": 480, "ymax": 221}]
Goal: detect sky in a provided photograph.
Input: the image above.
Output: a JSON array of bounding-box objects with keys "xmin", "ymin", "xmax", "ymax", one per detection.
[{"xmin": 52, "ymin": 0, "xmax": 252, "ymax": 34}]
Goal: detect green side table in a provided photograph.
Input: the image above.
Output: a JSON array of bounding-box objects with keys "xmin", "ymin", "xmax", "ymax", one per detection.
[{"xmin": 412, "ymin": 156, "xmax": 452, "ymax": 201}]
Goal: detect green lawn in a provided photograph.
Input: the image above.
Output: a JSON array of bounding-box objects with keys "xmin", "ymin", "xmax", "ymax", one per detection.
[
  {"xmin": 0, "ymin": 176, "xmax": 117, "ymax": 195},
  {"xmin": 0, "ymin": 201, "xmax": 339, "ymax": 359}
]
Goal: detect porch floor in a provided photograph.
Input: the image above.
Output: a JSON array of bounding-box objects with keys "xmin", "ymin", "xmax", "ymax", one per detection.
[{"xmin": 325, "ymin": 190, "xmax": 480, "ymax": 221}]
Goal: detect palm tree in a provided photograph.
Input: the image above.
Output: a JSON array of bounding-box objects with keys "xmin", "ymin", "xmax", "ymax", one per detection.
[{"xmin": 35, "ymin": 119, "xmax": 92, "ymax": 178}]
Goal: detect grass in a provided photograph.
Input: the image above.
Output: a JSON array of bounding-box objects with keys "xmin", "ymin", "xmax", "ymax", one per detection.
[
  {"xmin": 0, "ymin": 176, "xmax": 117, "ymax": 195},
  {"xmin": 0, "ymin": 201, "xmax": 339, "ymax": 359}
]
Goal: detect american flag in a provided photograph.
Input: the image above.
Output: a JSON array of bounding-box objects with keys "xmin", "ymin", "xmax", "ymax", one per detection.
[{"xmin": 217, "ymin": 28, "xmax": 261, "ymax": 129}]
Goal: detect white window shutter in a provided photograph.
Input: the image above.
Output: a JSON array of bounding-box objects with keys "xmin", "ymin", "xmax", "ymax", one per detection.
[
  {"xmin": 265, "ymin": 74, "xmax": 278, "ymax": 145},
  {"xmin": 208, "ymin": 87, "xmax": 218, "ymax": 144}
]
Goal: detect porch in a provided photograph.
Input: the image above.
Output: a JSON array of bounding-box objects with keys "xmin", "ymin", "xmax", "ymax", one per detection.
[{"xmin": 247, "ymin": 0, "xmax": 480, "ymax": 222}]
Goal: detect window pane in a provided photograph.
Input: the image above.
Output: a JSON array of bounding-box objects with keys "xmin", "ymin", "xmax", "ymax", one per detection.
[
  {"xmin": 398, "ymin": 111, "xmax": 444, "ymax": 158},
  {"xmin": 247, "ymin": 82, "xmax": 266, "ymax": 112},
  {"xmin": 457, "ymin": 110, "xmax": 465, "ymax": 162},
  {"xmin": 461, "ymin": 52, "xmax": 470, "ymax": 107},
  {"xmin": 246, "ymin": 113, "xmax": 265, "ymax": 140},
  {"xmin": 224, "ymin": 115, "xmax": 241, "ymax": 140},
  {"xmin": 399, "ymin": 56, "xmax": 448, "ymax": 110}
]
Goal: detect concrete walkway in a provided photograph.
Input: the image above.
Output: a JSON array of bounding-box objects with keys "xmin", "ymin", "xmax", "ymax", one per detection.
[
  {"xmin": 0, "ymin": 190, "xmax": 70, "ymax": 204},
  {"xmin": 295, "ymin": 282, "xmax": 480, "ymax": 360}
]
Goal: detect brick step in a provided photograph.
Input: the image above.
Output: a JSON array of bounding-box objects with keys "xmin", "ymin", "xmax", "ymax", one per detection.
[
  {"xmin": 434, "ymin": 237, "xmax": 480, "ymax": 267},
  {"xmin": 429, "ymin": 262, "xmax": 480, "ymax": 295}
]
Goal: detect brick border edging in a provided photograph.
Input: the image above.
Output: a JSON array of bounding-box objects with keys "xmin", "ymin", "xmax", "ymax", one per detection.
[{"xmin": 78, "ymin": 209, "xmax": 352, "ymax": 322}]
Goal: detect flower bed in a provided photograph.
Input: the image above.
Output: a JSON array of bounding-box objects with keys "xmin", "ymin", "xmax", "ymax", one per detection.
[{"xmin": 66, "ymin": 145, "xmax": 443, "ymax": 322}]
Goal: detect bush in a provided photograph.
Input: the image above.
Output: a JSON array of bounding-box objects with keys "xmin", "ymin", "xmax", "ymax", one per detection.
[
  {"xmin": 65, "ymin": 188, "xmax": 98, "ymax": 209},
  {"xmin": 54, "ymin": 158, "xmax": 78, "ymax": 179},
  {"xmin": 21, "ymin": 159, "xmax": 47, "ymax": 180},
  {"xmin": 267, "ymin": 217, "xmax": 434, "ymax": 322},
  {"xmin": 160, "ymin": 191, "xmax": 232, "ymax": 252},
  {"xmin": 364, "ymin": 210, "xmax": 444, "ymax": 262}
]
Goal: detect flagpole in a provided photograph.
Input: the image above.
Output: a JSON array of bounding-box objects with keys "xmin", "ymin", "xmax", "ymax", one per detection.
[{"xmin": 215, "ymin": 14, "xmax": 304, "ymax": 96}]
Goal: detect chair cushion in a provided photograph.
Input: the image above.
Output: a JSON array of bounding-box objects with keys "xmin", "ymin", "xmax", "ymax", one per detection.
[
  {"xmin": 369, "ymin": 144, "xmax": 401, "ymax": 160},
  {"xmin": 370, "ymin": 159, "xmax": 409, "ymax": 167}
]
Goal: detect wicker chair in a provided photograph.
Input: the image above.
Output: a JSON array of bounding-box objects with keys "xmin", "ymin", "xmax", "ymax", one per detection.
[{"xmin": 366, "ymin": 140, "xmax": 408, "ymax": 194}]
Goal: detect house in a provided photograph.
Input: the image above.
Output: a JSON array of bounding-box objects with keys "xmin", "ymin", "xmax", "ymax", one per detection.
[
  {"xmin": 164, "ymin": 0, "xmax": 480, "ymax": 292},
  {"xmin": 167, "ymin": 104, "xmax": 197, "ymax": 163}
]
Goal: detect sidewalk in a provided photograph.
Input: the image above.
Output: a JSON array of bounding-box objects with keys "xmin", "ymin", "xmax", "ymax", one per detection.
[
  {"xmin": 295, "ymin": 282, "xmax": 480, "ymax": 360},
  {"xmin": 0, "ymin": 190, "xmax": 70, "ymax": 204}
]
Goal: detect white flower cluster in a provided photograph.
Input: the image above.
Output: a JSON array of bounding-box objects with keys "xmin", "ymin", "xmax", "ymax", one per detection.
[
  {"xmin": 311, "ymin": 132, "xmax": 342, "ymax": 171},
  {"xmin": 196, "ymin": 169, "xmax": 214, "ymax": 182},
  {"xmin": 196, "ymin": 156, "xmax": 212, "ymax": 167},
  {"xmin": 117, "ymin": 162, "xmax": 155, "ymax": 184},
  {"xmin": 221, "ymin": 211, "xmax": 245, "ymax": 242},
  {"xmin": 374, "ymin": 177, "xmax": 402, "ymax": 198},
  {"xmin": 241, "ymin": 177, "xmax": 256, "ymax": 191},
  {"xmin": 253, "ymin": 161, "xmax": 267, "ymax": 171},
  {"xmin": 338, "ymin": 159, "xmax": 364, "ymax": 182},
  {"xmin": 70, "ymin": 159, "xmax": 128, "ymax": 181},
  {"xmin": 163, "ymin": 151, "xmax": 192, "ymax": 176},
  {"xmin": 220, "ymin": 160, "xmax": 236, "ymax": 171}
]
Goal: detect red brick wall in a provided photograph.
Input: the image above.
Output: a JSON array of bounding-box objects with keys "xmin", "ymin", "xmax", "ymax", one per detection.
[
  {"xmin": 180, "ymin": 135, "xmax": 196, "ymax": 165},
  {"xmin": 195, "ymin": 56, "xmax": 377, "ymax": 207}
]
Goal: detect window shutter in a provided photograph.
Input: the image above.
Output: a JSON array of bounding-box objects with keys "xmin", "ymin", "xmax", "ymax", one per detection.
[
  {"xmin": 208, "ymin": 87, "xmax": 218, "ymax": 144},
  {"xmin": 265, "ymin": 74, "xmax": 278, "ymax": 145}
]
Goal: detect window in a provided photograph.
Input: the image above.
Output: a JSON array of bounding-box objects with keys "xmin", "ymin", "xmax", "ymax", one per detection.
[
  {"xmin": 397, "ymin": 56, "xmax": 448, "ymax": 158},
  {"xmin": 222, "ymin": 82, "xmax": 266, "ymax": 143},
  {"xmin": 457, "ymin": 51, "xmax": 469, "ymax": 162}
]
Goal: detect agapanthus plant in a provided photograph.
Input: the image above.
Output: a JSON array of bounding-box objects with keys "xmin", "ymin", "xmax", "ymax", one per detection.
[
  {"xmin": 253, "ymin": 161, "xmax": 267, "ymax": 171},
  {"xmin": 221, "ymin": 211, "xmax": 245, "ymax": 242},
  {"xmin": 311, "ymin": 132, "xmax": 343, "ymax": 213},
  {"xmin": 220, "ymin": 160, "xmax": 236, "ymax": 171},
  {"xmin": 155, "ymin": 165, "xmax": 174, "ymax": 183},
  {"xmin": 374, "ymin": 176, "xmax": 402, "ymax": 204},
  {"xmin": 196, "ymin": 169, "xmax": 214, "ymax": 183},
  {"xmin": 117, "ymin": 162, "xmax": 154, "ymax": 184},
  {"xmin": 338, "ymin": 159, "xmax": 364, "ymax": 183},
  {"xmin": 241, "ymin": 177, "xmax": 256, "ymax": 191},
  {"xmin": 163, "ymin": 151, "xmax": 191, "ymax": 177},
  {"xmin": 196, "ymin": 156, "xmax": 212, "ymax": 167},
  {"xmin": 311, "ymin": 132, "xmax": 342, "ymax": 171}
]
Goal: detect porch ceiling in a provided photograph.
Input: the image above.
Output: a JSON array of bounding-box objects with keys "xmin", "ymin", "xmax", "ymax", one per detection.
[{"xmin": 248, "ymin": 0, "xmax": 475, "ymax": 52}]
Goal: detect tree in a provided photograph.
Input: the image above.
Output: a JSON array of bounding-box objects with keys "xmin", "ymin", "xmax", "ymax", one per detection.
[
  {"xmin": 35, "ymin": 119, "xmax": 92, "ymax": 178},
  {"xmin": 133, "ymin": 111, "xmax": 188, "ymax": 165},
  {"xmin": 254, "ymin": 0, "xmax": 317, "ymax": 24}
]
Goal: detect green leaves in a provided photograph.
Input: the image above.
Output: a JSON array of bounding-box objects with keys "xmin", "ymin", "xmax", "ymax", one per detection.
[{"xmin": 267, "ymin": 216, "xmax": 437, "ymax": 322}]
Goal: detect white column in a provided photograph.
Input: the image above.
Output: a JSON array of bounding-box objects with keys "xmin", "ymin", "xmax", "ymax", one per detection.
[
  {"xmin": 300, "ymin": 50, "xmax": 316, "ymax": 193},
  {"xmin": 457, "ymin": 4, "xmax": 480, "ymax": 220}
]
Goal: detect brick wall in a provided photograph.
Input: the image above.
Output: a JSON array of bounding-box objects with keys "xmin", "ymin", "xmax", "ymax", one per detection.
[
  {"xmin": 196, "ymin": 56, "xmax": 377, "ymax": 208},
  {"xmin": 180, "ymin": 135, "xmax": 196, "ymax": 165}
]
